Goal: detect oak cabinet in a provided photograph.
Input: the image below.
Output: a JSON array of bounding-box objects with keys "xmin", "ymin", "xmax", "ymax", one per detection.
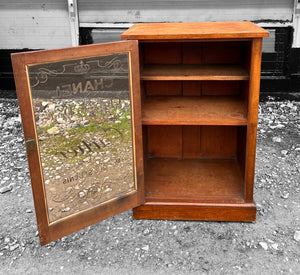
[{"xmin": 121, "ymin": 22, "xmax": 269, "ymax": 221}]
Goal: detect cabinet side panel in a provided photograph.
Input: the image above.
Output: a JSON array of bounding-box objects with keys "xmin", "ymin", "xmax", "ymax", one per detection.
[{"xmin": 245, "ymin": 38, "xmax": 263, "ymax": 202}]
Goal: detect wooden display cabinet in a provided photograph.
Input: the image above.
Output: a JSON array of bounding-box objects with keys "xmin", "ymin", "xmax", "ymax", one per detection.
[
  {"xmin": 121, "ymin": 22, "xmax": 269, "ymax": 222},
  {"xmin": 12, "ymin": 22, "xmax": 268, "ymax": 245}
]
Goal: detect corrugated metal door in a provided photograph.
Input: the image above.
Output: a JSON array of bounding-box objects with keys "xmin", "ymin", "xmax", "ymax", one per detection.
[{"xmin": 78, "ymin": 0, "xmax": 294, "ymax": 24}]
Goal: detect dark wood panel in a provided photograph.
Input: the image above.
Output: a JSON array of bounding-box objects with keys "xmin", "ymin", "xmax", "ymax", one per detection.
[
  {"xmin": 182, "ymin": 126, "xmax": 201, "ymax": 158},
  {"xmin": 145, "ymin": 81, "xmax": 182, "ymax": 96},
  {"xmin": 143, "ymin": 42, "xmax": 181, "ymax": 64},
  {"xmin": 147, "ymin": 125, "xmax": 182, "ymax": 158},
  {"xmin": 182, "ymin": 42, "xmax": 202, "ymax": 64},
  {"xmin": 202, "ymin": 81, "xmax": 240, "ymax": 96},
  {"xmin": 202, "ymin": 42, "xmax": 242, "ymax": 64},
  {"xmin": 200, "ymin": 126, "xmax": 237, "ymax": 158},
  {"xmin": 182, "ymin": 81, "xmax": 202, "ymax": 96}
]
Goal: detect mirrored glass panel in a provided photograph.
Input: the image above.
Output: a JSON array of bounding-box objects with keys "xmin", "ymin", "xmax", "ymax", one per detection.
[{"xmin": 28, "ymin": 53, "xmax": 135, "ymax": 223}]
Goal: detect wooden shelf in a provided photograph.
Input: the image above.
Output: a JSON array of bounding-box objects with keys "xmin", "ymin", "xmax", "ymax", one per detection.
[
  {"xmin": 121, "ymin": 21, "xmax": 269, "ymax": 40},
  {"xmin": 145, "ymin": 158, "xmax": 244, "ymax": 203},
  {"xmin": 142, "ymin": 96, "xmax": 247, "ymax": 125},
  {"xmin": 141, "ymin": 64, "xmax": 249, "ymax": 81}
]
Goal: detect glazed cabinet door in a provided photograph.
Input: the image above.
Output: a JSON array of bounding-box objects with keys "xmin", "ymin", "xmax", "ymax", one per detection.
[{"xmin": 11, "ymin": 41, "xmax": 144, "ymax": 245}]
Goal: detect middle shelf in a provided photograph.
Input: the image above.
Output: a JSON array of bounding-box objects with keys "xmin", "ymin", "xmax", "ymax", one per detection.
[
  {"xmin": 141, "ymin": 64, "xmax": 249, "ymax": 81},
  {"xmin": 142, "ymin": 96, "xmax": 248, "ymax": 125}
]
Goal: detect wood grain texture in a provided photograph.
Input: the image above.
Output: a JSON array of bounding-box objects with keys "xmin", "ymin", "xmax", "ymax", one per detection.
[
  {"xmin": 121, "ymin": 22, "xmax": 269, "ymax": 40},
  {"xmin": 144, "ymin": 158, "xmax": 244, "ymax": 203},
  {"xmin": 201, "ymin": 42, "xmax": 242, "ymax": 64},
  {"xmin": 133, "ymin": 202, "xmax": 256, "ymax": 222},
  {"xmin": 143, "ymin": 42, "xmax": 181, "ymax": 64},
  {"xmin": 145, "ymin": 81, "xmax": 241, "ymax": 96},
  {"xmin": 147, "ymin": 126, "xmax": 182, "ymax": 158},
  {"xmin": 200, "ymin": 126, "xmax": 237, "ymax": 159},
  {"xmin": 11, "ymin": 41, "xmax": 144, "ymax": 245},
  {"xmin": 182, "ymin": 81, "xmax": 201, "ymax": 96},
  {"xmin": 141, "ymin": 64, "xmax": 249, "ymax": 81},
  {"xmin": 202, "ymin": 81, "xmax": 241, "ymax": 96},
  {"xmin": 182, "ymin": 126, "xmax": 201, "ymax": 158},
  {"xmin": 142, "ymin": 96, "xmax": 248, "ymax": 125},
  {"xmin": 145, "ymin": 81, "xmax": 182, "ymax": 96}
]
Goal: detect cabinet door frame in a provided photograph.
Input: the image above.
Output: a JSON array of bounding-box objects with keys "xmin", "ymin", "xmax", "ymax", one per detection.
[{"xmin": 11, "ymin": 40, "xmax": 144, "ymax": 245}]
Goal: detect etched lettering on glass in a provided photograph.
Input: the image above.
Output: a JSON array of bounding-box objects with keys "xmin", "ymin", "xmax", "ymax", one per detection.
[{"xmin": 28, "ymin": 53, "xmax": 135, "ymax": 223}]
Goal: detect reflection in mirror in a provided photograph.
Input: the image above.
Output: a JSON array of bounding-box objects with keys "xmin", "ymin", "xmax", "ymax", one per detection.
[{"xmin": 28, "ymin": 53, "xmax": 135, "ymax": 223}]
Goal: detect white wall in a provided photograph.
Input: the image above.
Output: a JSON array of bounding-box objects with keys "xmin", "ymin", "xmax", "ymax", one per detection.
[
  {"xmin": 0, "ymin": 1, "xmax": 72, "ymax": 49},
  {"xmin": 0, "ymin": 0, "xmax": 296, "ymax": 50}
]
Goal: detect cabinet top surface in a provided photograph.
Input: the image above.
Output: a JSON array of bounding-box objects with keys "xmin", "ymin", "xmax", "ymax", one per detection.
[{"xmin": 121, "ymin": 21, "xmax": 269, "ymax": 40}]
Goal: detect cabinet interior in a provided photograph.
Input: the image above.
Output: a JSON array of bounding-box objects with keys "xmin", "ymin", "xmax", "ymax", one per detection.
[{"xmin": 139, "ymin": 41, "xmax": 251, "ymax": 203}]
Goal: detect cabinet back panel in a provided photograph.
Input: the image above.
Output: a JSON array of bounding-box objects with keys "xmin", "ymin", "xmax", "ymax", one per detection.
[
  {"xmin": 200, "ymin": 126, "xmax": 237, "ymax": 158},
  {"xmin": 201, "ymin": 81, "xmax": 241, "ymax": 96},
  {"xmin": 183, "ymin": 126, "xmax": 201, "ymax": 158},
  {"xmin": 143, "ymin": 43, "xmax": 181, "ymax": 64},
  {"xmin": 146, "ymin": 125, "xmax": 239, "ymax": 159},
  {"xmin": 147, "ymin": 125, "xmax": 182, "ymax": 158},
  {"xmin": 144, "ymin": 80, "xmax": 242, "ymax": 96},
  {"xmin": 182, "ymin": 81, "xmax": 202, "ymax": 96},
  {"xmin": 145, "ymin": 81, "xmax": 182, "ymax": 96},
  {"xmin": 142, "ymin": 41, "xmax": 249, "ymax": 65},
  {"xmin": 182, "ymin": 43, "xmax": 202, "ymax": 64},
  {"xmin": 201, "ymin": 42, "xmax": 242, "ymax": 64}
]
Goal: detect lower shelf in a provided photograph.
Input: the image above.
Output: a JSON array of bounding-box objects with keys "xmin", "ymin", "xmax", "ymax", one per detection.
[
  {"xmin": 145, "ymin": 158, "xmax": 244, "ymax": 203},
  {"xmin": 136, "ymin": 158, "xmax": 255, "ymax": 221}
]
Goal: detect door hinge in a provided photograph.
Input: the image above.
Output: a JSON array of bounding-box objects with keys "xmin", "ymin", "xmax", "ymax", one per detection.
[{"xmin": 25, "ymin": 137, "xmax": 37, "ymax": 155}]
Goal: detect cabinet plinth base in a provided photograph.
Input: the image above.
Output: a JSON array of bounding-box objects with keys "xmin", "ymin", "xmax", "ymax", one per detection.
[{"xmin": 133, "ymin": 202, "xmax": 256, "ymax": 222}]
